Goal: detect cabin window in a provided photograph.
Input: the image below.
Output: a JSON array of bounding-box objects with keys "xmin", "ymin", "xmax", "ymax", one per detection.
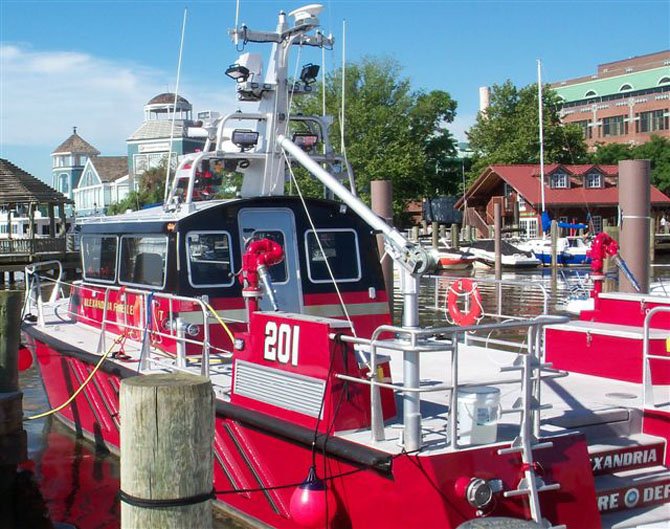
[
  {"xmin": 82, "ymin": 235, "xmax": 118, "ymax": 283},
  {"xmin": 186, "ymin": 231, "xmax": 234, "ymax": 287},
  {"xmin": 585, "ymin": 172, "xmax": 602, "ymax": 188},
  {"xmin": 248, "ymin": 230, "xmax": 288, "ymax": 283},
  {"xmin": 305, "ymin": 229, "xmax": 361, "ymax": 283},
  {"xmin": 119, "ymin": 235, "xmax": 168, "ymax": 288}
]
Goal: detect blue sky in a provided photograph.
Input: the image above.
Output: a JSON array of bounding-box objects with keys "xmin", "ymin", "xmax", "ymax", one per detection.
[{"xmin": 1, "ymin": 0, "xmax": 669, "ymax": 185}]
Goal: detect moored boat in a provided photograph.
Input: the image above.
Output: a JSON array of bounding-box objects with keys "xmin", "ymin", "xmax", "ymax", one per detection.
[
  {"xmin": 459, "ymin": 239, "xmax": 541, "ymax": 269},
  {"xmin": 19, "ymin": 5, "xmax": 669, "ymax": 529}
]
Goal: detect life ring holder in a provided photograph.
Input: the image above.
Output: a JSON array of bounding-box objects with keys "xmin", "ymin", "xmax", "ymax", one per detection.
[{"xmin": 446, "ymin": 278, "xmax": 484, "ymax": 326}]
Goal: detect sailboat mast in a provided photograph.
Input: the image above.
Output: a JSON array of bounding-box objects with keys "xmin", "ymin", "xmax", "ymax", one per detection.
[{"xmin": 538, "ymin": 59, "xmax": 546, "ymax": 214}]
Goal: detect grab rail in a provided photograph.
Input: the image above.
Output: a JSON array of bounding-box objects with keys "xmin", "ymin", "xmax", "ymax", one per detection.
[
  {"xmin": 427, "ymin": 274, "xmax": 550, "ymax": 320},
  {"xmin": 23, "ymin": 273, "xmax": 230, "ymax": 379},
  {"xmin": 642, "ymin": 305, "xmax": 670, "ymax": 408},
  {"xmin": 334, "ymin": 315, "xmax": 567, "ymax": 450}
]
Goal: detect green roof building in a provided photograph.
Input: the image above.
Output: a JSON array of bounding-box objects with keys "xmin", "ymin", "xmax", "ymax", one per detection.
[{"xmin": 551, "ymin": 50, "xmax": 670, "ymax": 148}]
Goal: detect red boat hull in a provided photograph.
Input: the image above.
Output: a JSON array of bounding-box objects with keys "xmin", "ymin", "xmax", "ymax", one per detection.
[{"xmin": 28, "ymin": 335, "xmax": 602, "ymax": 529}]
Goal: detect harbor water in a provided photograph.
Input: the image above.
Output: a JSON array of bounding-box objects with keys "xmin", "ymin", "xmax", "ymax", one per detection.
[{"xmin": 12, "ymin": 262, "xmax": 670, "ymax": 529}]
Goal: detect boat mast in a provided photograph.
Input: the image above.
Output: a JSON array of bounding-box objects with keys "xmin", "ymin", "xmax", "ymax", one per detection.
[{"xmin": 538, "ymin": 59, "xmax": 546, "ymax": 215}]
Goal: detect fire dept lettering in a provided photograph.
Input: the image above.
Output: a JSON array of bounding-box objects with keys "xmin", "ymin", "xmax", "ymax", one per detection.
[
  {"xmin": 597, "ymin": 482, "xmax": 670, "ymax": 512},
  {"xmin": 82, "ymin": 297, "xmax": 136, "ymax": 315},
  {"xmin": 263, "ymin": 321, "xmax": 299, "ymax": 366},
  {"xmin": 591, "ymin": 447, "xmax": 657, "ymax": 472}
]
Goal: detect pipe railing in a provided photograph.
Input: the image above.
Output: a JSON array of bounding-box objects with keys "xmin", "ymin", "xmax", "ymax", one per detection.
[
  {"xmin": 334, "ymin": 315, "xmax": 567, "ymax": 450},
  {"xmin": 23, "ymin": 274, "xmax": 234, "ymax": 379},
  {"xmin": 642, "ymin": 305, "xmax": 670, "ymax": 408}
]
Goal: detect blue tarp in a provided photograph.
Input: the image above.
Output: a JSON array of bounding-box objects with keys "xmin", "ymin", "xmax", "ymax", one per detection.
[{"xmin": 541, "ymin": 211, "xmax": 588, "ymax": 233}]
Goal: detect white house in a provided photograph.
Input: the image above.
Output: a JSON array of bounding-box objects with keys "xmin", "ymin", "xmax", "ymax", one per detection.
[{"xmin": 74, "ymin": 156, "xmax": 129, "ymax": 216}]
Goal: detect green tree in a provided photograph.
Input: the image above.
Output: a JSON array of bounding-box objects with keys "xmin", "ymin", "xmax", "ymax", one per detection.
[
  {"xmin": 466, "ymin": 81, "xmax": 588, "ymax": 180},
  {"xmin": 588, "ymin": 142, "xmax": 634, "ymax": 164},
  {"xmin": 292, "ymin": 56, "xmax": 459, "ymax": 220},
  {"xmin": 106, "ymin": 162, "xmax": 171, "ymax": 215},
  {"xmin": 588, "ymin": 136, "xmax": 670, "ymax": 193}
]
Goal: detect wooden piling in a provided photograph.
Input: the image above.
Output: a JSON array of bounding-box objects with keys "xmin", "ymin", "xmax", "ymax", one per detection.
[
  {"xmin": 120, "ymin": 373, "xmax": 214, "ymax": 529},
  {"xmin": 619, "ymin": 160, "xmax": 650, "ymax": 293},
  {"xmin": 550, "ymin": 220, "xmax": 559, "ymax": 270},
  {"xmin": 0, "ymin": 290, "xmax": 27, "ymax": 529},
  {"xmin": 431, "ymin": 222, "xmax": 439, "ymax": 249},
  {"xmin": 450, "ymin": 224, "xmax": 459, "ymax": 250},
  {"xmin": 494, "ymin": 202, "xmax": 501, "ymax": 280},
  {"xmin": 371, "ymin": 180, "xmax": 394, "ymax": 316}
]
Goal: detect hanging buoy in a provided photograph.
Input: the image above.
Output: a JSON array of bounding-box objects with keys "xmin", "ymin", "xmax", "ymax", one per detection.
[
  {"xmin": 18, "ymin": 345, "xmax": 33, "ymax": 371},
  {"xmin": 289, "ymin": 466, "xmax": 337, "ymax": 528},
  {"xmin": 447, "ymin": 279, "xmax": 483, "ymax": 326}
]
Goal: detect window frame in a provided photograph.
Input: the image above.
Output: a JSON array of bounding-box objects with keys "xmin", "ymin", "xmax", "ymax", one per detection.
[
  {"xmin": 81, "ymin": 234, "xmax": 119, "ymax": 284},
  {"xmin": 550, "ymin": 172, "xmax": 568, "ymax": 189},
  {"xmin": 118, "ymin": 234, "xmax": 169, "ymax": 289},
  {"xmin": 185, "ymin": 230, "xmax": 235, "ymax": 288},
  {"xmin": 304, "ymin": 228, "xmax": 362, "ymax": 284},
  {"xmin": 585, "ymin": 172, "xmax": 602, "ymax": 189}
]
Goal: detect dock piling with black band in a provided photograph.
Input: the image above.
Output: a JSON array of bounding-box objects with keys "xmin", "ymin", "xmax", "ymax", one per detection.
[{"xmin": 120, "ymin": 373, "xmax": 214, "ymax": 528}]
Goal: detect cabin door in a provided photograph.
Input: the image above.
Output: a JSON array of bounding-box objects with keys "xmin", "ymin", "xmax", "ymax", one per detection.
[{"xmin": 238, "ymin": 208, "xmax": 303, "ymax": 313}]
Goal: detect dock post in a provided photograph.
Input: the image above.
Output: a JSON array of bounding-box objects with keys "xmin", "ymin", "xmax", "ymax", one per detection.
[
  {"xmin": 371, "ymin": 181, "xmax": 394, "ymax": 316},
  {"xmin": 431, "ymin": 222, "xmax": 439, "ymax": 249},
  {"xmin": 120, "ymin": 374, "xmax": 214, "ymax": 529},
  {"xmin": 550, "ymin": 220, "xmax": 558, "ymax": 269},
  {"xmin": 439, "ymin": 224, "xmax": 446, "ymax": 240},
  {"xmin": 494, "ymin": 202, "xmax": 501, "ymax": 280},
  {"xmin": 411, "ymin": 226, "xmax": 419, "ymax": 241},
  {"xmin": 0, "ymin": 290, "xmax": 27, "ymax": 528},
  {"xmin": 450, "ymin": 224, "xmax": 459, "ymax": 250},
  {"xmin": 619, "ymin": 160, "xmax": 650, "ymax": 293}
]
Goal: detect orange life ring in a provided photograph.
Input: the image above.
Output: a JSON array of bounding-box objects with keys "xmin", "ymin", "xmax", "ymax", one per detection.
[{"xmin": 447, "ymin": 279, "xmax": 482, "ymax": 326}]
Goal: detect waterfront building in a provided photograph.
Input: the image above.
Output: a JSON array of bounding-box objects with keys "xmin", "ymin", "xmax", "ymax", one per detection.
[
  {"xmin": 73, "ymin": 156, "xmax": 129, "ymax": 216},
  {"xmin": 51, "ymin": 127, "xmax": 100, "ymax": 201},
  {"xmin": 457, "ymin": 164, "xmax": 670, "ymax": 238},
  {"xmin": 126, "ymin": 93, "xmax": 206, "ymax": 180},
  {"xmin": 552, "ymin": 50, "xmax": 670, "ymax": 148}
]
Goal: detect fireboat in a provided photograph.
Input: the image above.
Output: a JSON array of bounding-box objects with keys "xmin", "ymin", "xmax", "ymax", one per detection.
[{"xmin": 21, "ymin": 5, "xmax": 669, "ymax": 528}]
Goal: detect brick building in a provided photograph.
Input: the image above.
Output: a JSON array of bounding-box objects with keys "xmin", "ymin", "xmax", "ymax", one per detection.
[{"xmin": 552, "ymin": 51, "xmax": 670, "ymax": 148}]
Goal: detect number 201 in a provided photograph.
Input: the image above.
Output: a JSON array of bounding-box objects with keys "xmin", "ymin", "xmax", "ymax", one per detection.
[{"xmin": 264, "ymin": 321, "xmax": 300, "ymax": 366}]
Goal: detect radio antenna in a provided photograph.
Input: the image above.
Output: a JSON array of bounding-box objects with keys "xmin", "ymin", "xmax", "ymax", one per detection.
[{"xmin": 163, "ymin": 8, "xmax": 188, "ymax": 205}]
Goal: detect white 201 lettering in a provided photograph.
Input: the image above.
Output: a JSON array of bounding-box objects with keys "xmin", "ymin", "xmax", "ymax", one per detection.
[{"xmin": 263, "ymin": 321, "xmax": 300, "ymax": 366}]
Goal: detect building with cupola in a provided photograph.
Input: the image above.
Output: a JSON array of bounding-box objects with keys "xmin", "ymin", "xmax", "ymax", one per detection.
[
  {"xmin": 51, "ymin": 127, "xmax": 100, "ymax": 202},
  {"xmin": 126, "ymin": 93, "xmax": 206, "ymax": 180}
]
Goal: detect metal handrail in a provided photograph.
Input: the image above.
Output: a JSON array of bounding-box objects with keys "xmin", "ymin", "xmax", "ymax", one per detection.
[
  {"xmin": 428, "ymin": 274, "xmax": 551, "ymax": 319},
  {"xmin": 25, "ymin": 274, "xmax": 228, "ymax": 379},
  {"xmin": 333, "ymin": 315, "xmax": 567, "ymax": 450},
  {"xmin": 642, "ymin": 305, "xmax": 670, "ymax": 407}
]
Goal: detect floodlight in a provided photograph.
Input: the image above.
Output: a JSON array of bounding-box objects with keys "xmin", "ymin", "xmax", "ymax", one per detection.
[
  {"xmin": 231, "ymin": 129, "xmax": 259, "ymax": 152},
  {"xmin": 292, "ymin": 133, "xmax": 319, "ymax": 152},
  {"xmin": 299, "ymin": 63, "xmax": 320, "ymax": 85},
  {"xmin": 225, "ymin": 64, "xmax": 250, "ymax": 83}
]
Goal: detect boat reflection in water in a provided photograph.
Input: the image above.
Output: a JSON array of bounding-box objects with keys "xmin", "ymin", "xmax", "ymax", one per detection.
[{"xmin": 22, "ymin": 419, "xmax": 119, "ymax": 529}]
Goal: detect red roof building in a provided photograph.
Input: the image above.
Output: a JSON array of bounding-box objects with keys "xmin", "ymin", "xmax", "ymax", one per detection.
[{"xmin": 456, "ymin": 164, "xmax": 670, "ymax": 238}]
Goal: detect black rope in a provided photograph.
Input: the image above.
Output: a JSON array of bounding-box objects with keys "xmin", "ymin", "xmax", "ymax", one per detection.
[{"xmin": 118, "ymin": 488, "xmax": 215, "ymax": 509}]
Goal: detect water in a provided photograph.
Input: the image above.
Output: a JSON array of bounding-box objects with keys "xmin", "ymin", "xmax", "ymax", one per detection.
[{"xmin": 13, "ymin": 261, "xmax": 670, "ymax": 529}]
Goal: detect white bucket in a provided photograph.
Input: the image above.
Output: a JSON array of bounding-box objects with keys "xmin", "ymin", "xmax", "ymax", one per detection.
[{"xmin": 457, "ymin": 386, "xmax": 501, "ymax": 445}]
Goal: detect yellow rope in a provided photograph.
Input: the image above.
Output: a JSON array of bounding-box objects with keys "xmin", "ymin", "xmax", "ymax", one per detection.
[
  {"xmin": 26, "ymin": 334, "xmax": 125, "ymax": 421},
  {"xmin": 204, "ymin": 301, "xmax": 236, "ymax": 345}
]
